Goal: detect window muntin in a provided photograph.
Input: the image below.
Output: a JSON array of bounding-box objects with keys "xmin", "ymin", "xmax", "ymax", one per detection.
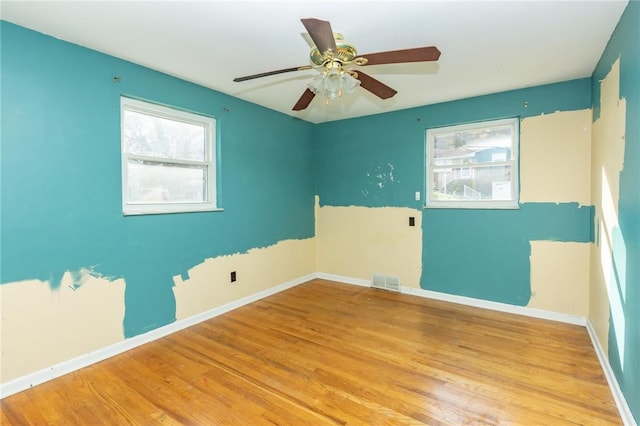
[
  {"xmin": 426, "ymin": 118, "xmax": 519, "ymax": 209},
  {"xmin": 121, "ymin": 97, "xmax": 217, "ymax": 215}
]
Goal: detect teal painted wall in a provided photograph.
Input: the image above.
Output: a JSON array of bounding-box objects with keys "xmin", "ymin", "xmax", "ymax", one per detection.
[
  {"xmin": 314, "ymin": 80, "xmax": 594, "ymax": 306},
  {"xmin": 0, "ymin": 22, "xmax": 315, "ymax": 338},
  {"xmin": 592, "ymin": 1, "xmax": 640, "ymax": 421}
]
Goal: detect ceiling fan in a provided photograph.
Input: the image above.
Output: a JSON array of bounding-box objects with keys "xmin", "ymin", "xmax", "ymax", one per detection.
[{"xmin": 233, "ymin": 18, "xmax": 441, "ymax": 111}]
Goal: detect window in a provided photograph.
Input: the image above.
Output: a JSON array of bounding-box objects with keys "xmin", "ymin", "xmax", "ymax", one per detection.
[
  {"xmin": 121, "ymin": 97, "xmax": 217, "ymax": 215},
  {"xmin": 426, "ymin": 118, "xmax": 519, "ymax": 209}
]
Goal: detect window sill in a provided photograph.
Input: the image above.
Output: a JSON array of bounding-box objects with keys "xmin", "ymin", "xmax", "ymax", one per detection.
[
  {"xmin": 123, "ymin": 206, "xmax": 224, "ymax": 216},
  {"xmin": 424, "ymin": 203, "xmax": 520, "ymax": 210}
]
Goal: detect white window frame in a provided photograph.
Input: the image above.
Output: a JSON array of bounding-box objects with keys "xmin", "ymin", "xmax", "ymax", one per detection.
[
  {"xmin": 121, "ymin": 97, "xmax": 218, "ymax": 215},
  {"xmin": 425, "ymin": 117, "xmax": 519, "ymax": 209}
]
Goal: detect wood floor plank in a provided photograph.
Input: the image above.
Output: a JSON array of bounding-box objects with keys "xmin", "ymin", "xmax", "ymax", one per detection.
[{"xmin": 0, "ymin": 279, "xmax": 622, "ymax": 425}]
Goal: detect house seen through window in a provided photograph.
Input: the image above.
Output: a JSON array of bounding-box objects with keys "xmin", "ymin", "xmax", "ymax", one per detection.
[
  {"xmin": 121, "ymin": 97, "xmax": 217, "ymax": 215},
  {"xmin": 426, "ymin": 118, "xmax": 519, "ymax": 209}
]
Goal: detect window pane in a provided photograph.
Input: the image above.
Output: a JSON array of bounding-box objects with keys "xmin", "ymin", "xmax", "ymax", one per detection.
[
  {"xmin": 433, "ymin": 124, "xmax": 513, "ymax": 165},
  {"xmin": 123, "ymin": 109, "xmax": 205, "ymax": 161},
  {"xmin": 431, "ymin": 165, "xmax": 512, "ymax": 201},
  {"xmin": 127, "ymin": 159, "xmax": 206, "ymax": 203}
]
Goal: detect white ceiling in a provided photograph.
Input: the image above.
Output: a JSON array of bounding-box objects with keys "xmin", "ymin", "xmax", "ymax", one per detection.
[{"xmin": 1, "ymin": 1, "xmax": 628, "ymax": 123}]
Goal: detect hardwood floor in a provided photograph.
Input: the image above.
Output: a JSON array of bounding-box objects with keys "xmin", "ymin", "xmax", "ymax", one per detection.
[{"xmin": 1, "ymin": 279, "xmax": 622, "ymax": 425}]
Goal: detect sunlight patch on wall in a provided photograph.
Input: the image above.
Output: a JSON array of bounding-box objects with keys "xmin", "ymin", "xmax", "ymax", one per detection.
[
  {"xmin": 601, "ymin": 169, "xmax": 628, "ymax": 300},
  {"xmin": 0, "ymin": 273, "xmax": 125, "ymax": 383},
  {"xmin": 173, "ymin": 238, "xmax": 316, "ymax": 321},
  {"xmin": 590, "ymin": 58, "xmax": 626, "ymax": 359},
  {"xmin": 520, "ymin": 110, "xmax": 591, "ymax": 205},
  {"xmin": 599, "ymin": 216, "xmax": 626, "ymax": 368},
  {"xmin": 528, "ymin": 241, "xmax": 590, "ymax": 317},
  {"xmin": 315, "ymin": 196, "xmax": 422, "ymax": 288}
]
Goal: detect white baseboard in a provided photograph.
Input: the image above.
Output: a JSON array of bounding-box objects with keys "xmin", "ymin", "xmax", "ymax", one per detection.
[
  {"xmin": 0, "ymin": 273, "xmax": 315, "ymax": 399},
  {"xmin": 401, "ymin": 285, "xmax": 587, "ymax": 326},
  {"xmin": 315, "ymin": 272, "xmax": 370, "ymax": 287},
  {"xmin": 586, "ymin": 320, "xmax": 637, "ymax": 426}
]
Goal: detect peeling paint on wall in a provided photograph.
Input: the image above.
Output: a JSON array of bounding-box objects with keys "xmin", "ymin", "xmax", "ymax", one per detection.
[
  {"xmin": 366, "ymin": 163, "xmax": 397, "ymax": 190},
  {"xmin": 66, "ymin": 267, "xmax": 113, "ymax": 291}
]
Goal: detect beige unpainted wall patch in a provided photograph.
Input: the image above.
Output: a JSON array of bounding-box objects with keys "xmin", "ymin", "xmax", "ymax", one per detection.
[
  {"xmin": 529, "ymin": 241, "xmax": 590, "ymax": 317},
  {"xmin": 520, "ymin": 109, "xmax": 591, "ymax": 205},
  {"xmin": 0, "ymin": 273, "xmax": 125, "ymax": 383},
  {"xmin": 173, "ymin": 238, "xmax": 316, "ymax": 321},
  {"xmin": 315, "ymin": 197, "xmax": 422, "ymax": 288}
]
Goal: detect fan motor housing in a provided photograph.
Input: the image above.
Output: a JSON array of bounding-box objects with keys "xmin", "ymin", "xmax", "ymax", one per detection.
[{"xmin": 309, "ymin": 33, "xmax": 358, "ymax": 65}]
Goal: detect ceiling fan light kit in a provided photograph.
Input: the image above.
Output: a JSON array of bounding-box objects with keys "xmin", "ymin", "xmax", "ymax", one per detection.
[
  {"xmin": 233, "ymin": 18, "xmax": 441, "ymax": 111},
  {"xmin": 308, "ymin": 63, "xmax": 361, "ymax": 104}
]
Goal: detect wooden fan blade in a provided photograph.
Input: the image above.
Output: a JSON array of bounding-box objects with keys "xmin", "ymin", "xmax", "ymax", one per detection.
[
  {"xmin": 301, "ymin": 18, "xmax": 337, "ymax": 54},
  {"xmin": 355, "ymin": 71, "xmax": 397, "ymax": 99},
  {"xmin": 358, "ymin": 46, "xmax": 441, "ymax": 66},
  {"xmin": 234, "ymin": 66, "xmax": 311, "ymax": 82},
  {"xmin": 292, "ymin": 88, "xmax": 316, "ymax": 111},
  {"xmin": 300, "ymin": 32, "xmax": 316, "ymax": 49}
]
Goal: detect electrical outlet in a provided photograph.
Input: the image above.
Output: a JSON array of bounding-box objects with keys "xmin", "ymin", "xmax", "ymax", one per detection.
[
  {"xmin": 230, "ymin": 271, "xmax": 237, "ymax": 283},
  {"xmin": 409, "ymin": 217, "xmax": 415, "ymax": 227}
]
